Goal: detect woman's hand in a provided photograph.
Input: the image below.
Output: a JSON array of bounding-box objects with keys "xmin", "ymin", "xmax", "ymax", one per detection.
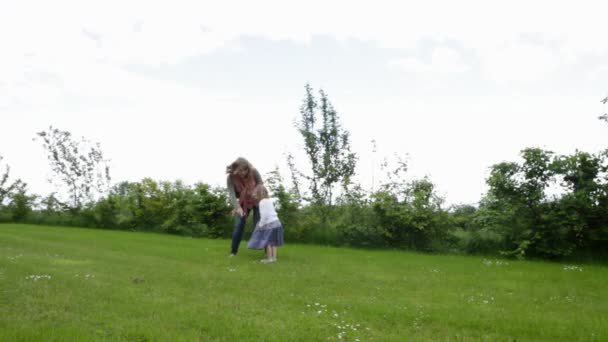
[{"xmin": 233, "ymin": 207, "xmax": 245, "ymax": 217}]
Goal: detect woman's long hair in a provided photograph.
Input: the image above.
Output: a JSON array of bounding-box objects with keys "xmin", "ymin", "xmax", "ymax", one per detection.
[{"xmin": 227, "ymin": 157, "xmax": 253, "ymax": 177}]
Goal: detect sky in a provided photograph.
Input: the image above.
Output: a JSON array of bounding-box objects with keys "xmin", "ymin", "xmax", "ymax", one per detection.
[{"xmin": 1, "ymin": 0, "xmax": 607, "ymax": 206}]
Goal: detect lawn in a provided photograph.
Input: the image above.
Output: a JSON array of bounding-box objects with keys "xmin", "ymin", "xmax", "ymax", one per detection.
[{"xmin": 1, "ymin": 224, "xmax": 606, "ymax": 341}]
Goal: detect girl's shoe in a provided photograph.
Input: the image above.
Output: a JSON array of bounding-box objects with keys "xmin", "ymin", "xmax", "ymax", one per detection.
[{"xmin": 260, "ymin": 258, "xmax": 276, "ymax": 263}]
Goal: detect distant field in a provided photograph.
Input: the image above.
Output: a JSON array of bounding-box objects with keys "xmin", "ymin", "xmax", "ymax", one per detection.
[{"xmin": 0, "ymin": 224, "xmax": 606, "ymax": 341}]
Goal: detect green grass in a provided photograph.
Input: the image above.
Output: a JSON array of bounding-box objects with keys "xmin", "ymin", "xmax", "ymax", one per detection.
[{"xmin": 1, "ymin": 224, "xmax": 607, "ymax": 341}]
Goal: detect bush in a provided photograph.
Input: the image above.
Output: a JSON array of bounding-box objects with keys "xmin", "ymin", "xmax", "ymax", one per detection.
[
  {"xmin": 450, "ymin": 228, "xmax": 504, "ymax": 255},
  {"xmin": 0, "ymin": 207, "xmax": 11, "ymax": 223}
]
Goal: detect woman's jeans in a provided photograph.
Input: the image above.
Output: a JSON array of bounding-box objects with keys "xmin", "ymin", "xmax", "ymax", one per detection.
[{"xmin": 231, "ymin": 206, "xmax": 260, "ymax": 254}]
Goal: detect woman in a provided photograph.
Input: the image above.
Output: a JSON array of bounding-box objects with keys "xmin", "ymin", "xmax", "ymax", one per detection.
[{"xmin": 226, "ymin": 157, "xmax": 263, "ymax": 256}]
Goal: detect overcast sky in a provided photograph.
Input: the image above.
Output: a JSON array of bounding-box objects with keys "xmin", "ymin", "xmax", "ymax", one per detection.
[{"xmin": 1, "ymin": 0, "xmax": 607, "ymax": 206}]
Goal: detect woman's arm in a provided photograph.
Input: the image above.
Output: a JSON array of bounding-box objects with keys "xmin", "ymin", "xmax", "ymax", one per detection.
[
  {"xmin": 253, "ymin": 168, "xmax": 263, "ymax": 185},
  {"xmin": 226, "ymin": 176, "xmax": 238, "ymax": 208}
]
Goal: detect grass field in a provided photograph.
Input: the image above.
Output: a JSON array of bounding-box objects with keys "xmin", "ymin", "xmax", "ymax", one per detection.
[{"xmin": 1, "ymin": 224, "xmax": 607, "ymax": 341}]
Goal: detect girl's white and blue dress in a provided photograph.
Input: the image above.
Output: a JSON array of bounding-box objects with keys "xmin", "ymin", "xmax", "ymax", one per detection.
[{"xmin": 247, "ymin": 198, "xmax": 284, "ymax": 249}]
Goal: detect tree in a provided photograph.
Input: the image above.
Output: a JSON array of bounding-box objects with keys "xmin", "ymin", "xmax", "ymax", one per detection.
[
  {"xmin": 285, "ymin": 153, "xmax": 302, "ymax": 204},
  {"xmin": 600, "ymin": 96, "xmax": 608, "ymax": 123},
  {"xmin": 35, "ymin": 126, "xmax": 111, "ymax": 212},
  {"xmin": 96, "ymin": 179, "xmax": 231, "ymax": 236},
  {"xmin": 482, "ymin": 149, "xmax": 563, "ymax": 258},
  {"xmin": 295, "ymin": 84, "xmax": 357, "ymax": 205},
  {"xmin": 8, "ymin": 190, "xmax": 35, "ymax": 222},
  {"xmin": 371, "ymin": 157, "xmax": 448, "ymax": 251},
  {"xmin": 448, "ymin": 204, "xmax": 478, "ymax": 231},
  {"xmin": 0, "ymin": 155, "xmax": 25, "ymax": 206},
  {"xmin": 552, "ymin": 150, "xmax": 608, "ymax": 252},
  {"xmin": 478, "ymin": 148, "xmax": 608, "ymax": 258},
  {"xmin": 265, "ymin": 167, "xmax": 299, "ymax": 227}
]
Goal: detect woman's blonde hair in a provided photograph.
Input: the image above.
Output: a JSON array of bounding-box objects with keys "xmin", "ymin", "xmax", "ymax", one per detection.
[{"xmin": 252, "ymin": 184, "xmax": 270, "ymax": 201}]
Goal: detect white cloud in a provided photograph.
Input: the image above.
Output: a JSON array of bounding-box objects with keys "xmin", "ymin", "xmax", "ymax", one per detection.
[
  {"xmin": 389, "ymin": 47, "xmax": 469, "ymax": 75},
  {"xmin": 2, "ymin": 0, "xmax": 607, "ymax": 86},
  {"xmin": 388, "ymin": 58, "xmax": 431, "ymax": 73},
  {"xmin": 482, "ymin": 40, "xmax": 562, "ymax": 84},
  {"xmin": 3, "ymin": 0, "xmax": 608, "ymax": 65},
  {"xmin": 586, "ymin": 64, "xmax": 608, "ymax": 82}
]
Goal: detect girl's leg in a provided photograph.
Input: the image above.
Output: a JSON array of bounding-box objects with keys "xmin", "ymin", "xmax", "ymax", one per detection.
[
  {"xmin": 266, "ymin": 244, "xmax": 273, "ymax": 260},
  {"xmin": 270, "ymin": 245, "xmax": 277, "ymax": 261}
]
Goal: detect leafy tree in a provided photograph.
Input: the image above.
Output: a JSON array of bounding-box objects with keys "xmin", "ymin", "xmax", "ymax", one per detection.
[
  {"xmin": 161, "ymin": 181, "xmax": 231, "ymax": 237},
  {"xmin": 285, "ymin": 153, "xmax": 302, "ymax": 204},
  {"xmin": 35, "ymin": 126, "xmax": 111, "ymax": 212},
  {"xmin": 39, "ymin": 193, "xmax": 62, "ymax": 214},
  {"xmin": 90, "ymin": 179, "xmax": 231, "ymax": 236},
  {"xmin": 265, "ymin": 167, "xmax": 299, "ymax": 228},
  {"xmin": 8, "ymin": 190, "xmax": 35, "ymax": 222},
  {"xmin": 479, "ymin": 148, "xmax": 608, "ymax": 258},
  {"xmin": 481, "ymin": 149, "xmax": 558, "ymax": 258},
  {"xmin": 371, "ymin": 178, "xmax": 448, "ymax": 250},
  {"xmin": 0, "ymin": 155, "xmax": 25, "ymax": 205},
  {"xmin": 553, "ymin": 150, "xmax": 608, "ymax": 252},
  {"xmin": 370, "ymin": 156, "xmax": 449, "ymax": 250},
  {"xmin": 519, "ymin": 148, "xmax": 555, "ymax": 206},
  {"xmin": 448, "ymin": 204, "xmax": 478, "ymax": 231},
  {"xmin": 0, "ymin": 156, "xmax": 29, "ymax": 222},
  {"xmin": 377, "ymin": 154, "xmax": 409, "ymax": 200},
  {"xmin": 334, "ymin": 184, "xmax": 382, "ymax": 247},
  {"xmin": 92, "ymin": 194, "xmax": 119, "ymax": 229},
  {"xmin": 295, "ymin": 84, "xmax": 357, "ymax": 205},
  {"xmin": 131, "ymin": 178, "xmax": 171, "ymax": 229}
]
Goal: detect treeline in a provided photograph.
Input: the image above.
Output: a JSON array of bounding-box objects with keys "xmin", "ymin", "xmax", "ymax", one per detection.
[
  {"xmin": 268, "ymin": 147, "xmax": 608, "ymax": 259},
  {"xmin": 1, "ymin": 87, "xmax": 606, "ymax": 260},
  {"xmin": 0, "ymin": 179, "xmax": 231, "ymax": 237},
  {"xmin": 1, "ymin": 146, "xmax": 607, "ymax": 260}
]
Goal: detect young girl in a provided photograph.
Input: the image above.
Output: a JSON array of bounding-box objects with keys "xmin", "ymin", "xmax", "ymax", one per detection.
[{"xmin": 247, "ymin": 184, "xmax": 284, "ymax": 263}]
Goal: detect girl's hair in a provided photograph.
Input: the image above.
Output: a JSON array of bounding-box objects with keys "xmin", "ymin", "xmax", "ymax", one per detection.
[
  {"xmin": 227, "ymin": 157, "xmax": 253, "ymax": 176},
  {"xmin": 252, "ymin": 184, "xmax": 270, "ymax": 201}
]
